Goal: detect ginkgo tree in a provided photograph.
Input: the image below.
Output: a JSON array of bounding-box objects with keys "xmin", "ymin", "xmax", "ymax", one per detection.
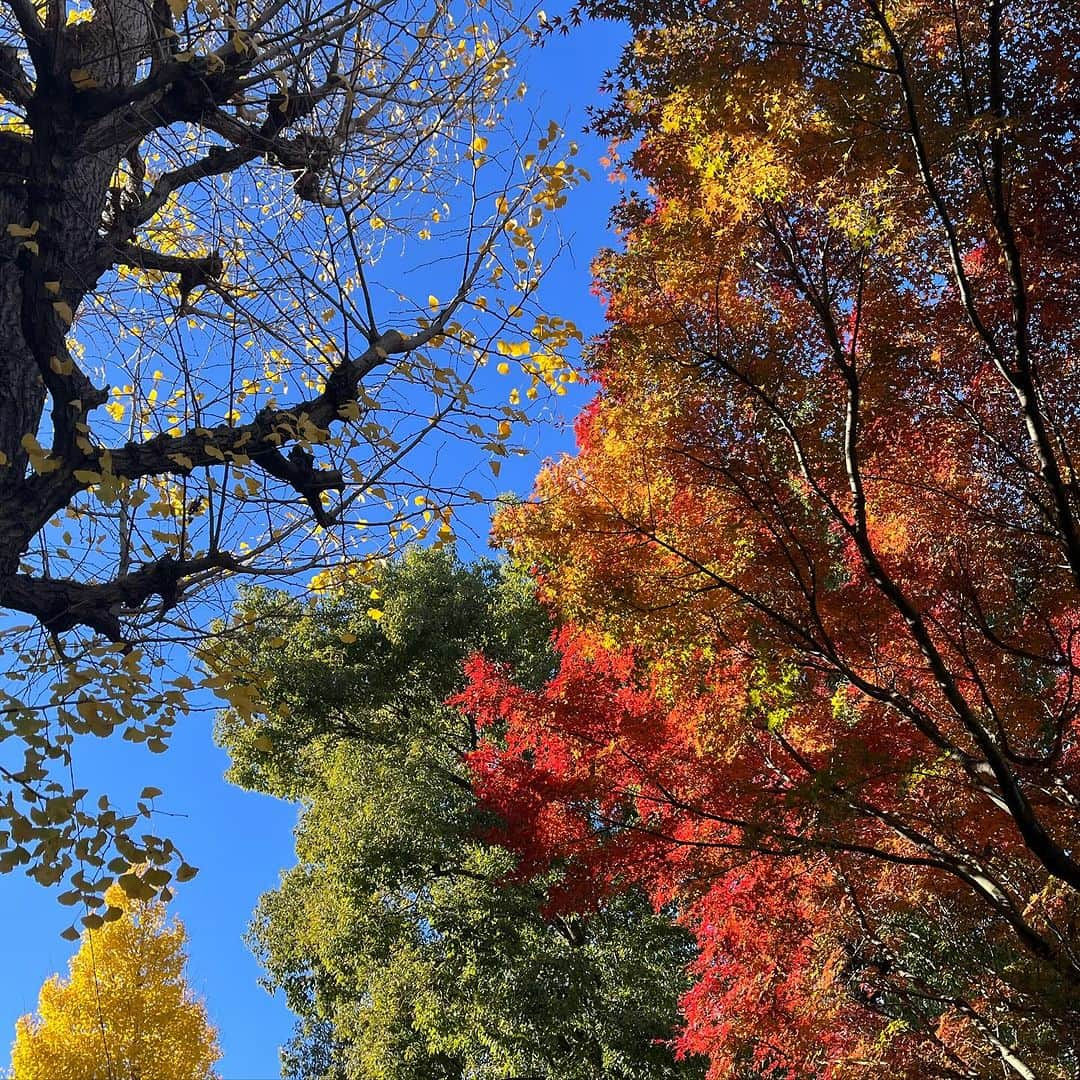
[
  {"xmin": 0, "ymin": 0, "xmax": 583, "ymax": 921},
  {"xmin": 10, "ymin": 880, "xmax": 220, "ymax": 1079}
]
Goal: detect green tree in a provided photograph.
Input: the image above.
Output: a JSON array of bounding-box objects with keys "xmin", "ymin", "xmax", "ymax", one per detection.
[{"xmin": 216, "ymin": 549, "xmax": 703, "ymax": 1080}]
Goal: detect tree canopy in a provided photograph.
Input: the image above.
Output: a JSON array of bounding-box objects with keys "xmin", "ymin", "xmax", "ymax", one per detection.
[
  {"xmin": 216, "ymin": 549, "xmax": 703, "ymax": 1079},
  {"xmin": 455, "ymin": 0, "xmax": 1080, "ymax": 1076},
  {"xmin": 10, "ymin": 880, "xmax": 220, "ymax": 1079},
  {"xmin": 7, "ymin": 0, "xmax": 1080, "ymax": 1074},
  {"xmin": 0, "ymin": 0, "xmax": 584, "ymax": 918}
]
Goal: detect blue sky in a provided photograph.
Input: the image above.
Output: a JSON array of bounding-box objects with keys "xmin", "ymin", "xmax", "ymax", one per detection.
[{"xmin": 2, "ymin": 16, "xmax": 625, "ymax": 1079}]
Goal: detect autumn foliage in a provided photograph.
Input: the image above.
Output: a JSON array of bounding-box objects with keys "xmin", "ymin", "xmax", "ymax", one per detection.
[
  {"xmin": 10, "ymin": 883, "xmax": 220, "ymax": 1080},
  {"xmin": 457, "ymin": 1, "xmax": 1080, "ymax": 1076}
]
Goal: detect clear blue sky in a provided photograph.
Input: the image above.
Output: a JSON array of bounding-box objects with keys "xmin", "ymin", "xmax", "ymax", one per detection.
[{"xmin": 1, "ymin": 16, "xmax": 626, "ymax": 1079}]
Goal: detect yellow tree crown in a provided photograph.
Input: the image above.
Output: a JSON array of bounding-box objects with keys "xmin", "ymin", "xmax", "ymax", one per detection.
[{"xmin": 10, "ymin": 884, "xmax": 220, "ymax": 1080}]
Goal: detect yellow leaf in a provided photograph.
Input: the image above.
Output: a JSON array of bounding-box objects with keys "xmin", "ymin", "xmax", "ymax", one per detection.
[
  {"xmin": 20, "ymin": 433, "xmax": 61, "ymax": 474},
  {"xmin": 366, "ymin": 608, "xmax": 384, "ymax": 621},
  {"xmin": 338, "ymin": 631, "xmax": 358, "ymax": 644},
  {"xmin": 52, "ymin": 300, "xmax": 74, "ymax": 327},
  {"xmin": 470, "ymin": 134, "xmax": 489, "ymax": 154},
  {"xmin": 428, "ymin": 295, "xmax": 439, "ymax": 309},
  {"xmin": 6, "ymin": 221, "xmax": 39, "ymax": 239},
  {"xmin": 69, "ymin": 68, "xmax": 98, "ymax": 90}
]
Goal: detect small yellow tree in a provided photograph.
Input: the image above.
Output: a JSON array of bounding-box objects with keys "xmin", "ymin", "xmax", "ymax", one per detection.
[{"xmin": 10, "ymin": 885, "xmax": 220, "ymax": 1080}]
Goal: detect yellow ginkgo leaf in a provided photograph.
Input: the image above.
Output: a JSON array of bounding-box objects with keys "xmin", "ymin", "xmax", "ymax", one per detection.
[
  {"xmin": 6, "ymin": 221, "xmax": 39, "ymax": 239},
  {"xmin": 69, "ymin": 68, "xmax": 98, "ymax": 90}
]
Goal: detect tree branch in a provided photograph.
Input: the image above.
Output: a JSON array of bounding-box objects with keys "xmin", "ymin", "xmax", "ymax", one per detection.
[
  {"xmin": 2, "ymin": 551, "xmax": 240, "ymax": 639},
  {"xmin": 0, "ymin": 42, "xmax": 34, "ymax": 106}
]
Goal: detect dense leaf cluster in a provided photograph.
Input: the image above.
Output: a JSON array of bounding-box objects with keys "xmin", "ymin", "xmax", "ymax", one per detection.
[
  {"xmin": 11, "ymin": 882, "xmax": 220, "ymax": 1079},
  {"xmin": 217, "ymin": 550, "xmax": 704, "ymax": 1080},
  {"xmin": 456, "ymin": 1, "xmax": 1080, "ymax": 1077}
]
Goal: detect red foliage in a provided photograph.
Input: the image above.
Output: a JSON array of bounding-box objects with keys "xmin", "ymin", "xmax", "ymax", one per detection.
[{"xmin": 460, "ymin": 1, "xmax": 1080, "ymax": 1076}]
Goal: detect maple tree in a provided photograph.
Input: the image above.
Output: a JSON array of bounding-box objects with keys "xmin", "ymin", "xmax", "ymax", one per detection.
[
  {"xmin": 0, "ymin": 0, "xmax": 585, "ymax": 915},
  {"xmin": 9, "ymin": 880, "xmax": 220, "ymax": 1079},
  {"xmin": 216, "ymin": 549, "xmax": 704, "ymax": 1079},
  {"xmin": 458, "ymin": 0, "xmax": 1080, "ymax": 1076}
]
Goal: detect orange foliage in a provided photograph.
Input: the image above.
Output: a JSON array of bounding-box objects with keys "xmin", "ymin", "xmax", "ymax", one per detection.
[{"xmin": 463, "ymin": 1, "xmax": 1080, "ymax": 1075}]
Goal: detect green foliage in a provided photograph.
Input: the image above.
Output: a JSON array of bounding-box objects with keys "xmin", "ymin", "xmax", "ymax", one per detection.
[{"xmin": 216, "ymin": 549, "xmax": 702, "ymax": 1080}]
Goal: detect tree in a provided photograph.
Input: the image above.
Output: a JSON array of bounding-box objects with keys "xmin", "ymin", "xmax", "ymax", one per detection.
[
  {"xmin": 10, "ymin": 881, "xmax": 220, "ymax": 1079},
  {"xmin": 0, "ymin": 0, "xmax": 585, "ymax": 912},
  {"xmin": 216, "ymin": 548, "xmax": 704, "ymax": 1079},
  {"xmin": 458, "ymin": 0, "xmax": 1080, "ymax": 1075}
]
